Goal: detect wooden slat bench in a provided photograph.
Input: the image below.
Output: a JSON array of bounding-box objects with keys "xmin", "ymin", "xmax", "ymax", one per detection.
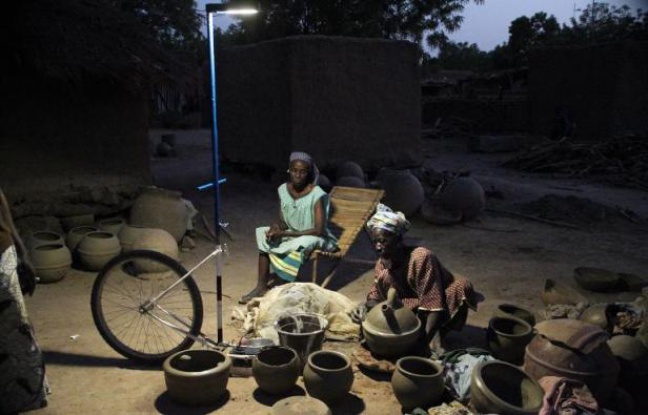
[{"xmin": 310, "ymin": 186, "xmax": 385, "ymax": 288}]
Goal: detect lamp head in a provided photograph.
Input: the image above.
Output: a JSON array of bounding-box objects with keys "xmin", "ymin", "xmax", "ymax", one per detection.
[{"xmin": 206, "ymin": 1, "xmax": 259, "ymax": 15}]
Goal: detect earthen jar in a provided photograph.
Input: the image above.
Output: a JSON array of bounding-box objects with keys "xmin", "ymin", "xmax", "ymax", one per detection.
[
  {"xmin": 252, "ymin": 346, "xmax": 301, "ymax": 395},
  {"xmin": 336, "ymin": 161, "xmax": 365, "ymax": 181},
  {"xmin": 493, "ymin": 303, "xmax": 537, "ymax": 326},
  {"xmin": 376, "ymin": 169, "xmax": 424, "ymax": 217},
  {"xmin": 391, "ymin": 356, "xmax": 444, "ymax": 411},
  {"xmin": 77, "ymin": 231, "xmax": 121, "ymax": 271},
  {"xmin": 317, "ymin": 174, "xmax": 332, "ymax": 193},
  {"xmin": 487, "ymin": 316, "xmax": 534, "ymax": 364},
  {"xmin": 303, "ymin": 350, "xmax": 353, "ymax": 405},
  {"xmin": 362, "ymin": 287, "xmax": 421, "ymax": 358},
  {"xmin": 26, "ymin": 230, "xmax": 64, "ymax": 251},
  {"xmin": 336, "ymin": 175, "xmax": 365, "ymax": 188},
  {"xmin": 31, "ymin": 243, "xmax": 72, "ymax": 283},
  {"xmin": 524, "ymin": 318, "xmax": 619, "ymax": 405},
  {"xmin": 60, "ymin": 213, "xmax": 95, "ymax": 232},
  {"xmin": 579, "ymin": 304, "xmax": 611, "ymax": 331},
  {"xmin": 98, "ymin": 218, "xmax": 125, "ymax": 235},
  {"xmin": 131, "ymin": 228, "xmax": 179, "ymax": 272},
  {"xmin": 65, "ymin": 226, "xmax": 99, "ymax": 252},
  {"xmin": 118, "ymin": 224, "xmax": 149, "ymax": 252},
  {"xmin": 163, "ymin": 349, "xmax": 231, "ymax": 406},
  {"xmin": 439, "ymin": 176, "xmax": 485, "ymax": 220},
  {"xmin": 129, "ymin": 187, "xmax": 187, "ymax": 242},
  {"xmin": 471, "ymin": 360, "xmax": 544, "ymax": 415}
]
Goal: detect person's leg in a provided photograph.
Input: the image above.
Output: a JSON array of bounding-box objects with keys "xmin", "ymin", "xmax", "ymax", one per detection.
[{"xmin": 239, "ymin": 252, "xmax": 271, "ymax": 303}]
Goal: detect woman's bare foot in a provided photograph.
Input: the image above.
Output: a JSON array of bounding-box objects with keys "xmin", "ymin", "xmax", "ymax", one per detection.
[{"xmin": 239, "ymin": 286, "xmax": 268, "ymax": 304}]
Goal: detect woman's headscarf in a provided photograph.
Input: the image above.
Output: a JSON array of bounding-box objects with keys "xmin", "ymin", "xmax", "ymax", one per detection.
[
  {"xmin": 289, "ymin": 151, "xmax": 320, "ymax": 184},
  {"xmin": 367, "ymin": 203, "xmax": 410, "ymax": 236}
]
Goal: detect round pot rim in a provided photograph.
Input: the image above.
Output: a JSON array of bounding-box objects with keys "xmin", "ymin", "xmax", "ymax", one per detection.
[
  {"xmin": 395, "ymin": 356, "xmax": 442, "ymax": 377},
  {"xmin": 488, "ymin": 316, "xmax": 533, "ymax": 337},
  {"xmin": 474, "ymin": 360, "xmax": 543, "ymax": 411},
  {"xmin": 307, "ymin": 350, "xmax": 351, "ymax": 371},
  {"xmin": 163, "ymin": 349, "xmax": 232, "ymax": 377},
  {"xmin": 362, "ymin": 318, "xmax": 422, "ymax": 337}
]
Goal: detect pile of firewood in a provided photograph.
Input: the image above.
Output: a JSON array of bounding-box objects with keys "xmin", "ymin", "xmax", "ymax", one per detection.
[{"xmin": 501, "ymin": 135, "xmax": 648, "ymax": 191}]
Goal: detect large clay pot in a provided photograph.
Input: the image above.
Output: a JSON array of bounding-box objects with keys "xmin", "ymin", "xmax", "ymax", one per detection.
[
  {"xmin": 439, "ymin": 176, "xmax": 485, "ymax": 220},
  {"xmin": 524, "ymin": 318, "xmax": 620, "ymax": 405},
  {"xmin": 65, "ymin": 226, "xmax": 99, "ymax": 252},
  {"xmin": 336, "ymin": 161, "xmax": 364, "ymax": 181},
  {"xmin": 541, "ymin": 278, "xmax": 589, "ymax": 306},
  {"xmin": 252, "ymin": 346, "xmax": 301, "ymax": 395},
  {"xmin": 98, "ymin": 218, "xmax": 126, "ymax": 235},
  {"xmin": 303, "ymin": 350, "xmax": 353, "ymax": 405},
  {"xmin": 163, "ymin": 349, "xmax": 231, "ymax": 406},
  {"xmin": 487, "ymin": 316, "xmax": 534, "ymax": 364},
  {"xmin": 60, "ymin": 213, "xmax": 95, "ymax": 232},
  {"xmin": 77, "ymin": 231, "xmax": 121, "ymax": 271},
  {"xmin": 31, "ymin": 243, "xmax": 72, "ymax": 283},
  {"xmin": 607, "ymin": 335, "xmax": 648, "ymax": 391},
  {"xmin": 391, "ymin": 356, "xmax": 444, "ymax": 411},
  {"xmin": 579, "ymin": 304, "xmax": 611, "ymax": 331},
  {"xmin": 336, "ymin": 176, "xmax": 365, "ymax": 188},
  {"xmin": 118, "ymin": 224, "xmax": 149, "ymax": 252},
  {"xmin": 26, "ymin": 230, "xmax": 64, "ymax": 251},
  {"xmin": 270, "ymin": 396, "xmax": 331, "ymax": 415},
  {"xmin": 361, "ymin": 287, "xmax": 421, "ymax": 358},
  {"xmin": 493, "ymin": 303, "xmax": 537, "ymax": 326},
  {"xmin": 376, "ymin": 169, "xmax": 424, "ymax": 217},
  {"xmin": 130, "ymin": 187, "xmax": 187, "ymax": 242},
  {"xmin": 470, "ymin": 360, "xmax": 544, "ymax": 415},
  {"xmin": 131, "ymin": 228, "xmax": 179, "ymax": 272}
]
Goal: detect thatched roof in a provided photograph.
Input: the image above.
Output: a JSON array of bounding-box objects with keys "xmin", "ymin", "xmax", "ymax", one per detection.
[{"xmin": 3, "ymin": 0, "xmax": 195, "ymax": 89}]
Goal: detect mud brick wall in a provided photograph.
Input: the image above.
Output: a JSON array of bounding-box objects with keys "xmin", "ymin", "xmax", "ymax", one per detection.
[
  {"xmin": 218, "ymin": 36, "xmax": 423, "ymax": 173},
  {"xmin": 0, "ymin": 74, "xmax": 151, "ymax": 217},
  {"xmin": 528, "ymin": 40, "xmax": 648, "ymax": 139}
]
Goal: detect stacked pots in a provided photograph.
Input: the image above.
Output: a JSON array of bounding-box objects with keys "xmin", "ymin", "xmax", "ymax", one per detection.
[
  {"xmin": 98, "ymin": 218, "xmax": 126, "ymax": 235},
  {"xmin": 65, "ymin": 226, "xmax": 99, "ymax": 253},
  {"xmin": 25, "ymin": 230, "xmax": 64, "ymax": 251}
]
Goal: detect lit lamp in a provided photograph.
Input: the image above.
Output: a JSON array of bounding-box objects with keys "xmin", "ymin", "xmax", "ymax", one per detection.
[{"xmin": 205, "ymin": 1, "xmax": 258, "ymax": 343}]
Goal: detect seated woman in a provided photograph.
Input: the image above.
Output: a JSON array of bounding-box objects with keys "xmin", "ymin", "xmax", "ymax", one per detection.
[
  {"xmin": 239, "ymin": 152, "xmax": 338, "ymax": 304},
  {"xmin": 364, "ymin": 204, "xmax": 477, "ymax": 352}
]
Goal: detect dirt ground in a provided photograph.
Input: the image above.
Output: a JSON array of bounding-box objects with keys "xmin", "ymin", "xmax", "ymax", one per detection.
[{"xmin": 26, "ymin": 129, "xmax": 648, "ymax": 415}]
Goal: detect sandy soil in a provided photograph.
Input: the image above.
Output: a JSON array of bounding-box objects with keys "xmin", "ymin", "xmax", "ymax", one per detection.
[{"xmin": 26, "ymin": 129, "xmax": 648, "ymax": 414}]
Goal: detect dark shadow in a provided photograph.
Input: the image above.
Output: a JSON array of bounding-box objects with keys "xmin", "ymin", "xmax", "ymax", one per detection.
[
  {"xmin": 154, "ymin": 390, "xmax": 229, "ymax": 414},
  {"xmin": 329, "ymin": 393, "xmax": 366, "ymax": 415},
  {"xmin": 357, "ymin": 365, "xmax": 392, "ymax": 382},
  {"xmin": 443, "ymin": 324, "xmax": 488, "ymax": 351},
  {"xmin": 42, "ymin": 350, "xmax": 158, "ymax": 370},
  {"xmin": 252, "ymin": 385, "xmax": 306, "ymax": 406}
]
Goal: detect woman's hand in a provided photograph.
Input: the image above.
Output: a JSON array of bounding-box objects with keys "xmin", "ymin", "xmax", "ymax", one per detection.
[{"xmin": 266, "ymin": 223, "xmax": 285, "ymax": 241}]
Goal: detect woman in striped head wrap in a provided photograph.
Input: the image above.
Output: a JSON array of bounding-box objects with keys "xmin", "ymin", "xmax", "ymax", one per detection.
[
  {"xmin": 365, "ymin": 204, "xmax": 477, "ymax": 353},
  {"xmin": 239, "ymin": 151, "xmax": 337, "ymax": 304}
]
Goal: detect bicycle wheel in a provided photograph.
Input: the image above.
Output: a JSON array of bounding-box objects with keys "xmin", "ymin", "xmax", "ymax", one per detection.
[{"xmin": 91, "ymin": 250, "xmax": 203, "ymax": 363}]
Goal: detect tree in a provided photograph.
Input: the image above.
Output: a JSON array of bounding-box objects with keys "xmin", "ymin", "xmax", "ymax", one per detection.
[
  {"xmin": 559, "ymin": 3, "xmax": 648, "ymax": 44},
  {"xmin": 507, "ymin": 12, "xmax": 560, "ymax": 67},
  {"xmin": 223, "ymin": 0, "xmax": 484, "ymax": 52},
  {"xmin": 438, "ymin": 41, "xmax": 491, "ymax": 71}
]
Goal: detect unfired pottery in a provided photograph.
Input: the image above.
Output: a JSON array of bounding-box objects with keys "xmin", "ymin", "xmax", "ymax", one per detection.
[
  {"xmin": 439, "ymin": 176, "xmax": 485, "ymax": 220},
  {"xmin": 163, "ymin": 349, "xmax": 231, "ymax": 406},
  {"xmin": 98, "ymin": 218, "xmax": 126, "ymax": 235},
  {"xmin": 335, "ymin": 161, "xmax": 364, "ymax": 181},
  {"xmin": 376, "ymin": 169, "xmax": 424, "ymax": 217},
  {"xmin": 252, "ymin": 346, "xmax": 300, "ymax": 395},
  {"xmin": 493, "ymin": 303, "xmax": 537, "ymax": 326},
  {"xmin": 117, "ymin": 224, "xmax": 149, "ymax": 252},
  {"xmin": 65, "ymin": 226, "xmax": 99, "ymax": 252},
  {"xmin": 303, "ymin": 350, "xmax": 353, "ymax": 405},
  {"xmin": 131, "ymin": 228, "xmax": 179, "ymax": 272},
  {"xmin": 391, "ymin": 356, "xmax": 444, "ymax": 411},
  {"xmin": 362, "ymin": 287, "xmax": 421, "ymax": 358},
  {"xmin": 77, "ymin": 231, "xmax": 121, "ymax": 271},
  {"xmin": 487, "ymin": 316, "xmax": 534, "ymax": 364},
  {"xmin": 26, "ymin": 230, "xmax": 64, "ymax": 251},
  {"xmin": 130, "ymin": 187, "xmax": 187, "ymax": 242},
  {"xmin": 31, "ymin": 243, "xmax": 72, "ymax": 283}
]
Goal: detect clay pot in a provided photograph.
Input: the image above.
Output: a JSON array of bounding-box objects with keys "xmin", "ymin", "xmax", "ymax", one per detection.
[
  {"xmin": 77, "ymin": 231, "xmax": 121, "ymax": 271},
  {"xmin": 494, "ymin": 303, "xmax": 537, "ymax": 327},
  {"xmin": 130, "ymin": 187, "xmax": 187, "ymax": 242},
  {"xmin": 26, "ymin": 230, "xmax": 64, "ymax": 251},
  {"xmin": 131, "ymin": 228, "xmax": 179, "ymax": 272},
  {"xmin": 65, "ymin": 226, "xmax": 99, "ymax": 252},
  {"xmin": 486, "ymin": 316, "xmax": 534, "ymax": 364},
  {"xmin": 573, "ymin": 267, "xmax": 621, "ymax": 292},
  {"xmin": 524, "ymin": 318, "xmax": 619, "ymax": 405},
  {"xmin": 317, "ymin": 174, "xmax": 332, "ymax": 193},
  {"xmin": 60, "ymin": 213, "xmax": 95, "ymax": 232},
  {"xmin": 303, "ymin": 350, "xmax": 353, "ymax": 405},
  {"xmin": 252, "ymin": 346, "xmax": 301, "ymax": 395},
  {"xmin": 270, "ymin": 396, "xmax": 331, "ymax": 415},
  {"xmin": 163, "ymin": 349, "xmax": 231, "ymax": 406},
  {"xmin": 376, "ymin": 169, "xmax": 424, "ymax": 217},
  {"xmin": 336, "ymin": 161, "xmax": 364, "ymax": 181},
  {"xmin": 439, "ymin": 176, "xmax": 485, "ymax": 220},
  {"xmin": 336, "ymin": 176, "xmax": 365, "ymax": 188},
  {"xmin": 470, "ymin": 360, "xmax": 544, "ymax": 415},
  {"xmin": 579, "ymin": 304, "xmax": 611, "ymax": 331},
  {"xmin": 391, "ymin": 356, "xmax": 444, "ymax": 411},
  {"xmin": 362, "ymin": 287, "xmax": 421, "ymax": 358},
  {"xmin": 541, "ymin": 278, "xmax": 589, "ymax": 306},
  {"xmin": 98, "ymin": 218, "xmax": 126, "ymax": 235},
  {"xmin": 31, "ymin": 243, "xmax": 72, "ymax": 283},
  {"xmin": 607, "ymin": 335, "xmax": 648, "ymax": 405},
  {"xmin": 118, "ymin": 224, "xmax": 149, "ymax": 252}
]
